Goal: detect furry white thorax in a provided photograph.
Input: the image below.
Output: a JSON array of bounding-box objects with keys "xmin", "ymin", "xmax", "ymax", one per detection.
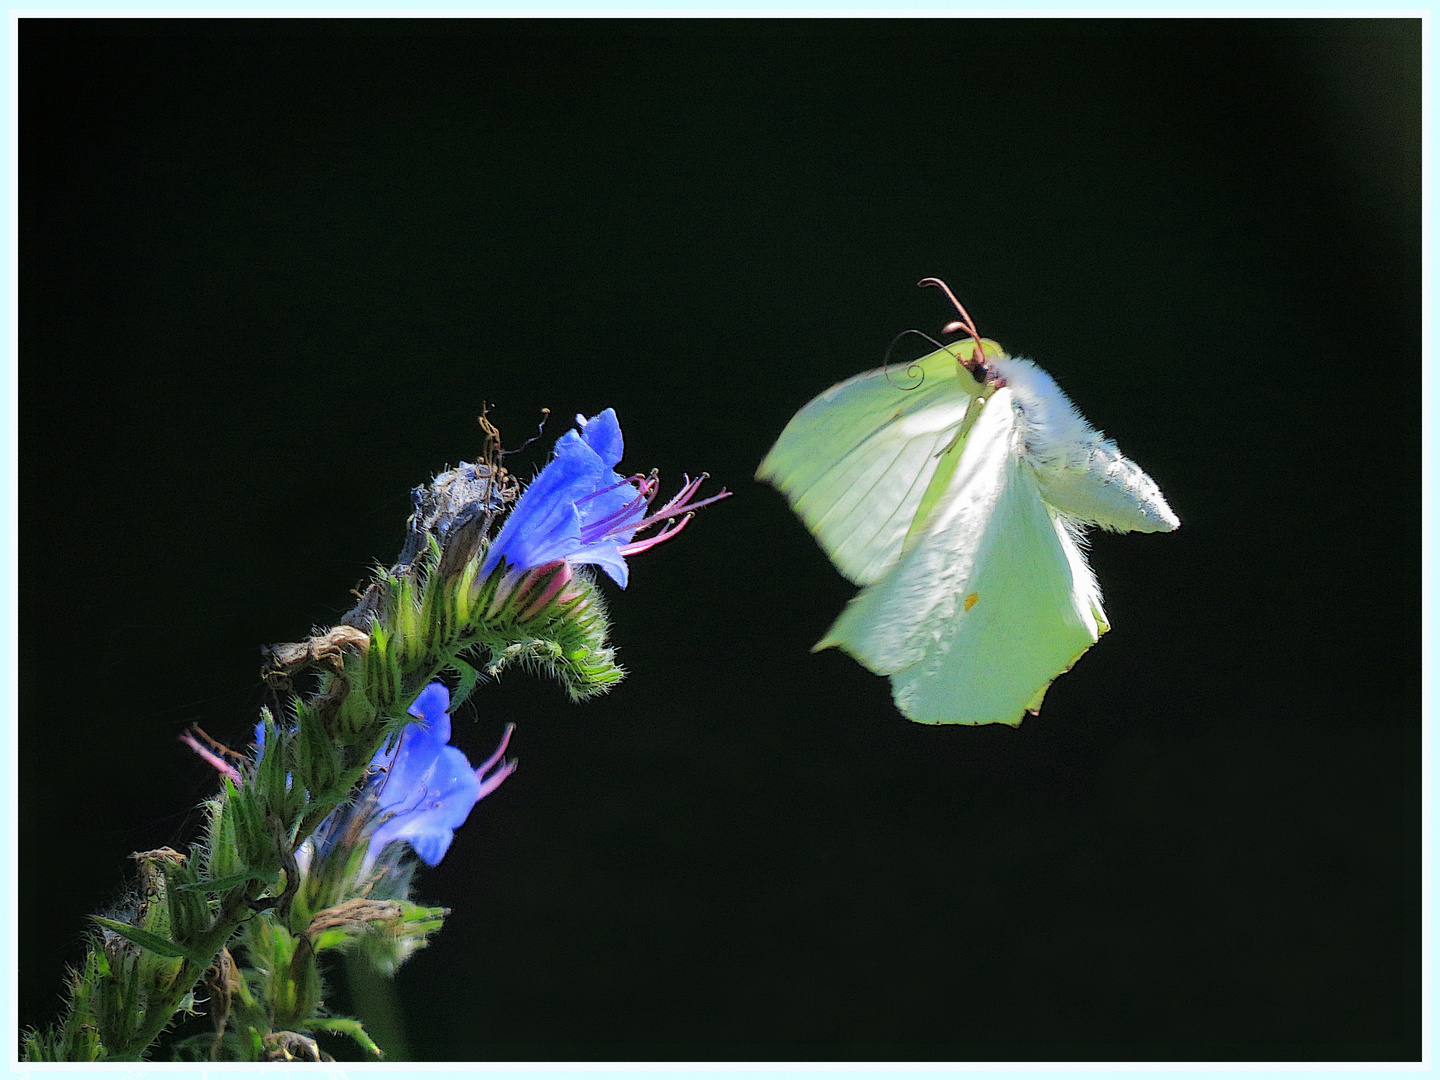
[{"xmin": 990, "ymin": 356, "xmax": 1180, "ymax": 535}]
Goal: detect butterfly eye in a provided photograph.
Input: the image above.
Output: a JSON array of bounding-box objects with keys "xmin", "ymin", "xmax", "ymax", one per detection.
[{"xmin": 970, "ymin": 362, "xmax": 1008, "ymax": 389}]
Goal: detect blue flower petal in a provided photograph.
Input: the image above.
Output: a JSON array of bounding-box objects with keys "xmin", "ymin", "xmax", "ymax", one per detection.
[
  {"xmin": 355, "ymin": 682, "xmax": 510, "ymax": 875},
  {"xmin": 578, "ymin": 408, "xmax": 624, "ymax": 468},
  {"xmin": 364, "ymin": 745, "xmax": 483, "ymax": 871},
  {"xmin": 479, "ymin": 428, "xmax": 615, "ymax": 579},
  {"xmin": 567, "ymin": 541, "xmax": 631, "ymax": 588},
  {"xmin": 476, "ymin": 409, "xmax": 655, "ymax": 591},
  {"xmin": 406, "ymin": 682, "xmax": 452, "ymax": 736},
  {"xmin": 405, "ymin": 828, "xmax": 456, "ymax": 868},
  {"xmin": 374, "ymin": 703, "xmax": 452, "ymax": 796}
]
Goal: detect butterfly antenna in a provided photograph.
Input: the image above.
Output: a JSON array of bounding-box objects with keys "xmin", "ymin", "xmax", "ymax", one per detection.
[{"xmin": 917, "ymin": 278, "xmax": 987, "ymax": 373}]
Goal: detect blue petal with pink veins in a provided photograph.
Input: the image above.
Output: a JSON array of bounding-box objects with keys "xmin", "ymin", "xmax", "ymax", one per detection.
[
  {"xmin": 361, "ymin": 681, "xmax": 515, "ymax": 875},
  {"xmin": 478, "ymin": 408, "xmax": 641, "ymax": 588}
]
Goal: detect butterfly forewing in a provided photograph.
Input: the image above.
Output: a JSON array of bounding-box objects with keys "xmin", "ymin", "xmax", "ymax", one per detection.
[{"xmin": 756, "ymin": 347, "xmax": 978, "ymax": 586}]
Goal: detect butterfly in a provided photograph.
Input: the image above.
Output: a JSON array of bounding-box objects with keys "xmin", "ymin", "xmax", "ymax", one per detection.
[{"xmin": 756, "ymin": 279, "xmax": 1179, "ymax": 726}]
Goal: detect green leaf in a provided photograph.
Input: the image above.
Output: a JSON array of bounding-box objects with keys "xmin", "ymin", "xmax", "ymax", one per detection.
[{"xmin": 90, "ymin": 917, "xmax": 208, "ymax": 963}]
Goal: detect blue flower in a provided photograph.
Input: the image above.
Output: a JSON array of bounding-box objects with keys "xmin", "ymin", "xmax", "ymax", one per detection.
[
  {"xmin": 225, "ymin": 684, "xmax": 514, "ymax": 878},
  {"xmin": 478, "ymin": 409, "xmax": 728, "ymax": 595},
  {"xmin": 361, "ymin": 682, "xmax": 515, "ymax": 876}
]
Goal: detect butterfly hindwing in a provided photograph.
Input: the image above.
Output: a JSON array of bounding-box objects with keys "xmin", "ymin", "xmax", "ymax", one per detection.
[{"xmin": 817, "ymin": 388, "xmax": 1107, "ymax": 726}]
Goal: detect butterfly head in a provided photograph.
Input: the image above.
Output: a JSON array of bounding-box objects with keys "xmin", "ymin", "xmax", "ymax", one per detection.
[
  {"xmin": 917, "ymin": 278, "xmax": 1009, "ymax": 389},
  {"xmin": 949, "ymin": 336, "xmax": 1009, "ymax": 388}
]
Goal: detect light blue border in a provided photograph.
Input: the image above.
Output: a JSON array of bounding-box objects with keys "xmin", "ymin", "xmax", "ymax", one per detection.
[
  {"xmin": 3, "ymin": 3, "xmax": 1437, "ymax": 12},
  {"xmin": 1, "ymin": 10, "xmax": 1429, "ymax": 1080}
]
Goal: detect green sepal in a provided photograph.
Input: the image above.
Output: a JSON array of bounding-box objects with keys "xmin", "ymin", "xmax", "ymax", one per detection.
[
  {"xmin": 157, "ymin": 862, "xmax": 212, "ymax": 944},
  {"xmin": 453, "ymin": 553, "xmax": 482, "ymax": 625},
  {"xmin": 223, "ymin": 778, "xmax": 271, "ymax": 874},
  {"xmin": 174, "ymin": 870, "xmax": 277, "ymax": 894},
  {"xmin": 297, "ymin": 694, "xmax": 342, "ymax": 794},
  {"xmin": 367, "ymin": 621, "xmax": 393, "ymax": 706},
  {"xmin": 447, "ymin": 655, "xmax": 484, "ymax": 712},
  {"xmin": 308, "ymin": 927, "xmax": 351, "ymax": 953},
  {"xmin": 308, "ymin": 1016, "xmax": 383, "ymax": 1058},
  {"xmin": 391, "ymin": 572, "xmax": 417, "ymax": 663},
  {"xmin": 334, "ymin": 647, "xmax": 377, "ymax": 742},
  {"xmin": 21, "ymin": 1027, "xmax": 66, "ymax": 1062},
  {"xmin": 40, "ymin": 947, "xmax": 109, "ymax": 1061},
  {"xmin": 203, "ymin": 789, "xmax": 241, "ymax": 882},
  {"xmin": 288, "ymin": 935, "xmax": 323, "ymax": 1030},
  {"xmin": 418, "ymin": 564, "xmax": 448, "ymax": 652}
]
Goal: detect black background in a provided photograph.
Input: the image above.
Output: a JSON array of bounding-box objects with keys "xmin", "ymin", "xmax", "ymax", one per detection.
[{"xmin": 19, "ymin": 18, "xmax": 1421, "ymax": 1062}]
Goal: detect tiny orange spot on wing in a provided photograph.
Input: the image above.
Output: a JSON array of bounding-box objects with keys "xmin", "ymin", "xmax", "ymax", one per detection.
[{"xmin": 964, "ymin": 592, "xmax": 979, "ymax": 611}]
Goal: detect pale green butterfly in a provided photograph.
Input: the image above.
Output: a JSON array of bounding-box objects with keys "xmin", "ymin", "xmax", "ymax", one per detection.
[{"xmin": 757, "ymin": 280, "xmax": 1179, "ymax": 726}]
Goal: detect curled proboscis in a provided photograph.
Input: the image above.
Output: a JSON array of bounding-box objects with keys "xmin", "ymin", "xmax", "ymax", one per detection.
[{"xmin": 883, "ymin": 329, "xmax": 951, "ymax": 391}]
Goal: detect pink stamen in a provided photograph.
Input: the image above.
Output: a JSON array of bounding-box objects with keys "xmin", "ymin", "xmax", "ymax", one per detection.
[
  {"xmin": 476, "ymin": 757, "xmax": 517, "ymax": 800},
  {"xmin": 475, "ymin": 722, "xmax": 517, "ymax": 799},
  {"xmin": 648, "ymin": 474, "xmax": 708, "ymax": 518},
  {"xmin": 625, "ymin": 475, "xmax": 732, "ymax": 539},
  {"xmin": 180, "ymin": 731, "xmax": 243, "ymax": 785},
  {"xmin": 582, "ymin": 487, "xmax": 651, "ymax": 539},
  {"xmin": 574, "ymin": 475, "xmax": 645, "ymax": 509},
  {"xmin": 475, "ymin": 722, "xmax": 515, "ymax": 779},
  {"xmin": 618, "ymin": 513, "xmax": 694, "ymax": 556}
]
